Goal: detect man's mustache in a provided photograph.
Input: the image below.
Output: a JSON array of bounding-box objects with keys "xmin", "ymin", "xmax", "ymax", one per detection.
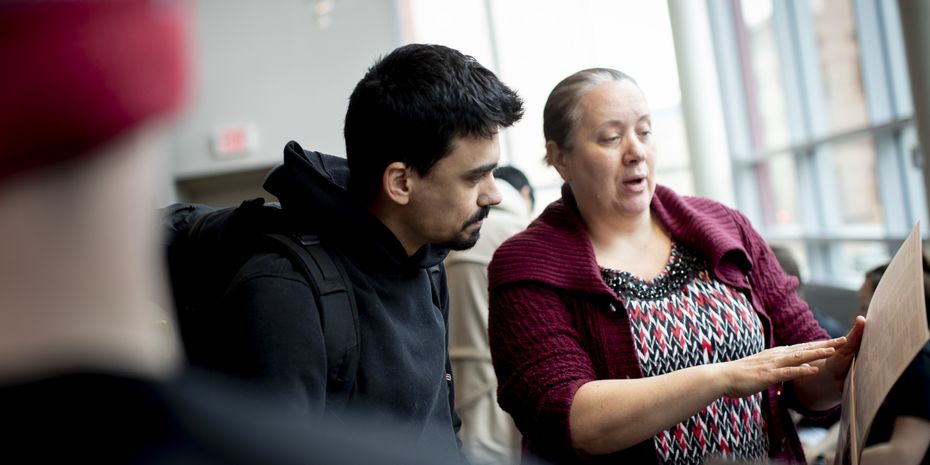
[{"xmin": 462, "ymin": 206, "xmax": 491, "ymax": 229}]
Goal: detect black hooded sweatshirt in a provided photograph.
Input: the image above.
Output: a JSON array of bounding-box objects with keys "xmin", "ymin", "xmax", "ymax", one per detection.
[{"xmin": 215, "ymin": 141, "xmax": 461, "ymax": 454}]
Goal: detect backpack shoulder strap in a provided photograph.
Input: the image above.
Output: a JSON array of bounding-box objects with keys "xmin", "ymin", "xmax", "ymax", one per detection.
[
  {"xmin": 426, "ymin": 264, "xmax": 459, "ymax": 433},
  {"xmin": 427, "ymin": 264, "xmax": 443, "ymax": 310},
  {"xmin": 263, "ymin": 233, "xmax": 360, "ymax": 412}
]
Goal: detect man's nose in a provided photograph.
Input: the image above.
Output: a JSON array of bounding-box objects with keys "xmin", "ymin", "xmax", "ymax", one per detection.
[{"xmin": 481, "ymin": 179, "xmax": 502, "ymax": 207}]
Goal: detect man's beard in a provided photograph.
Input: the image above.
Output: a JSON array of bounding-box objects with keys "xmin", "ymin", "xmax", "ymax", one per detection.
[{"xmin": 440, "ymin": 206, "xmax": 490, "ymax": 251}]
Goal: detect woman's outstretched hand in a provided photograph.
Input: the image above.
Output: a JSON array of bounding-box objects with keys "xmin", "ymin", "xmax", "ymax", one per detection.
[{"xmin": 719, "ymin": 337, "xmax": 849, "ymax": 398}]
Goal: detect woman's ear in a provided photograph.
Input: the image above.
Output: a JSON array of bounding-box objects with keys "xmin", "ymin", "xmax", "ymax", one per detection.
[
  {"xmin": 546, "ymin": 141, "xmax": 571, "ymax": 183},
  {"xmin": 382, "ymin": 161, "xmax": 412, "ymax": 205}
]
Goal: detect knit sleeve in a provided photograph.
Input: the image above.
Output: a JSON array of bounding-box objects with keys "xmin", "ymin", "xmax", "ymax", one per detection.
[{"xmin": 488, "ymin": 282, "xmax": 596, "ymax": 458}]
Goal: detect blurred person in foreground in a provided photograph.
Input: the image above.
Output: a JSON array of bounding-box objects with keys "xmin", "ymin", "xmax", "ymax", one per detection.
[
  {"xmin": 853, "ymin": 261, "xmax": 930, "ymax": 465},
  {"xmin": 487, "ymin": 68, "xmax": 865, "ymax": 465},
  {"xmin": 0, "ymin": 2, "xmax": 466, "ymax": 464},
  {"xmin": 446, "ymin": 166, "xmax": 534, "ymax": 465}
]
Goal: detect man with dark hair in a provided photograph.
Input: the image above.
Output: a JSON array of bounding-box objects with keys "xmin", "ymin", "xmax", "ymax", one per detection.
[
  {"xmin": 209, "ymin": 43, "xmax": 523, "ymax": 455},
  {"xmin": 345, "ymin": 44, "xmax": 524, "ymax": 211}
]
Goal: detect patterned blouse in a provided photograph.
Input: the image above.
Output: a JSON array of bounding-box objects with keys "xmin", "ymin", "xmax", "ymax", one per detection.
[{"xmin": 601, "ymin": 243, "xmax": 768, "ymax": 465}]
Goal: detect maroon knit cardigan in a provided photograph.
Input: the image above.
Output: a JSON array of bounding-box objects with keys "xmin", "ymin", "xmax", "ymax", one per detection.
[{"xmin": 487, "ymin": 185, "xmax": 831, "ymax": 465}]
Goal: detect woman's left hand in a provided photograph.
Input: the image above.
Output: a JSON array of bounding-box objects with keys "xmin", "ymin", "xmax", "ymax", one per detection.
[{"xmin": 790, "ymin": 316, "xmax": 866, "ymax": 412}]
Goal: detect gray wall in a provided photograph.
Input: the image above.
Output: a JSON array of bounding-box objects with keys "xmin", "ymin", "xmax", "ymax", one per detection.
[{"xmin": 170, "ymin": 0, "xmax": 401, "ymax": 198}]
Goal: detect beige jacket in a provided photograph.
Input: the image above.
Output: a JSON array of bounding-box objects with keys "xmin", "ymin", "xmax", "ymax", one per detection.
[{"xmin": 446, "ymin": 180, "xmax": 530, "ymax": 465}]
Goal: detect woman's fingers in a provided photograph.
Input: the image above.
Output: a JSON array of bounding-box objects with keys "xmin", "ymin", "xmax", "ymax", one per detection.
[
  {"xmin": 722, "ymin": 333, "xmax": 861, "ymax": 398},
  {"xmin": 723, "ymin": 342, "xmax": 837, "ymax": 397},
  {"xmin": 776, "ymin": 346, "xmax": 835, "ymax": 367},
  {"xmin": 774, "ymin": 363, "xmax": 819, "ymax": 380},
  {"xmin": 789, "ymin": 337, "xmax": 847, "ymax": 352}
]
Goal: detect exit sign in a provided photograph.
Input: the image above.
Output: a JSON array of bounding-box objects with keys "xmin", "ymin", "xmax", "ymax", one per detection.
[{"xmin": 211, "ymin": 123, "xmax": 259, "ymax": 159}]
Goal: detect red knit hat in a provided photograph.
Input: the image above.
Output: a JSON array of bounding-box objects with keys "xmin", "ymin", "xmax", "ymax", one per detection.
[{"xmin": 0, "ymin": 0, "xmax": 190, "ymax": 182}]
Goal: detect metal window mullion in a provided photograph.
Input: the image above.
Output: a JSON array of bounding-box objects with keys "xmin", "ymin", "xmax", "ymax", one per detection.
[
  {"xmin": 854, "ymin": 0, "xmax": 895, "ymax": 122},
  {"xmin": 807, "ymin": 241, "xmax": 833, "ymax": 284},
  {"xmin": 482, "ymin": 0, "xmax": 515, "ymax": 166},
  {"xmin": 784, "ymin": 1, "xmax": 828, "ymax": 139},
  {"xmin": 772, "ymin": 1, "xmax": 809, "ymax": 143},
  {"xmin": 875, "ymin": 131, "xmax": 910, "ymax": 234},
  {"xmin": 877, "ymin": 0, "xmax": 914, "ymax": 117},
  {"xmin": 737, "ymin": 163, "xmax": 764, "ymax": 228},
  {"xmin": 786, "ymin": 1, "xmax": 845, "ymax": 282},
  {"xmin": 898, "ymin": 126, "xmax": 930, "ymax": 228},
  {"xmin": 796, "ymin": 148, "xmax": 823, "ymax": 232},
  {"xmin": 707, "ymin": 0, "xmax": 763, "ymax": 225},
  {"xmin": 734, "ymin": 117, "xmax": 912, "ymax": 161},
  {"xmin": 852, "ymin": 0, "xmax": 911, "ymax": 234},
  {"xmin": 877, "ymin": 0, "xmax": 925, "ymax": 233},
  {"xmin": 707, "ymin": 0, "xmax": 754, "ymax": 157},
  {"xmin": 853, "ymin": 0, "xmax": 914, "ymax": 234},
  {"xmin": 852, "ymin": 0, "xmax": 902, "ymax": 236},
  {"xmin": 773, "ymin": 1, "xmax": 826, "ymax": 274},
  {"xmin": 808, "ymin": 143, "xmax": 843, "ymax": 253},
  {"xmin": 794, "ymin": 0, "xmax": 847, "ymax": 235}
]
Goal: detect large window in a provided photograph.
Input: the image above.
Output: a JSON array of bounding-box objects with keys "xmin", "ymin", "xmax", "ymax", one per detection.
[
  {"xmin": 709, "ymin": 0, "xmax": 924, "ymax": 287},
  {"xmin": 400, "ymin": 0, "xmax": 693, "ymax": 213}
]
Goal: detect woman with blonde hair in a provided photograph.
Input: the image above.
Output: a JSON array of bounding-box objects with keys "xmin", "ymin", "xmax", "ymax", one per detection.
[{"xmin": 488, "ymin": 68, "xmax": 864, "ymax": 464}]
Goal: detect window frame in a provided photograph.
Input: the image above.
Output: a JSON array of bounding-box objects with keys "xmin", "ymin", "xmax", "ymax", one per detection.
[{"xmin": 708, "ymin": 0, "xmax": 922, "ymax": 286}]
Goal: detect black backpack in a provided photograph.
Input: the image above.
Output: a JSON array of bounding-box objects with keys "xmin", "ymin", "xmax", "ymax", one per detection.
[{"xmin": 163, "ymin": 198, "xmax": 362, "ymax": 410}]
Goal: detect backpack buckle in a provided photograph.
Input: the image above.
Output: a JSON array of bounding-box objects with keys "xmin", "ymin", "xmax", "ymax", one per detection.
[{"xmin": 296, "ymin": 234, "xmax": 321, "ymax": 246}]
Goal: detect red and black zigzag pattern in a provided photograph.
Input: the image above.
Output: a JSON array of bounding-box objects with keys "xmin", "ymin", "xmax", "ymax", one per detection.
[{"xmin": 616, "ymin": 248, "xmax": 768, "ymax": 464}]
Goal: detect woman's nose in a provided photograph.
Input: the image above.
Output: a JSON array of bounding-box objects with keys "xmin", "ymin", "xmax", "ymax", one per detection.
[{"xmin": 622, "ymin": 137, "xmax": 646, "ymax": 165}]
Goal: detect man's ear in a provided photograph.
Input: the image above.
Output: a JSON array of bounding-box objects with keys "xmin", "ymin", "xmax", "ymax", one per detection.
[
  {"xmin": 546, "ymin": 141, "xmax": 571, "ymax": 183},
  {"xmin": 382, "ymin": 161, "xmax": 412, "ymax": 206}
]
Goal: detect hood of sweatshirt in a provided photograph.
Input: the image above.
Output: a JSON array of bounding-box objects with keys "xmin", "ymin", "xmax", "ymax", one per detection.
[{"xmin": 263, "ymin": 141, "xmax": 448, "ymax": 275}]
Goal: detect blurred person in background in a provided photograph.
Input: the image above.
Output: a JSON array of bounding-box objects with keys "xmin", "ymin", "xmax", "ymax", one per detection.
[
  {"xmin": 447, "ymin": 165, "xmax": 535, "ymax": 465},
  {"xmin": 488, "ymin": 68, "xmax": 865, "ymax": 465},
  {"xmin": 0, "ymin": 2, "xmax": 479, "ymax": 464},
  {"xmin": 770, "ymin": 245, "xmax": 846, "ymax": 339}
]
